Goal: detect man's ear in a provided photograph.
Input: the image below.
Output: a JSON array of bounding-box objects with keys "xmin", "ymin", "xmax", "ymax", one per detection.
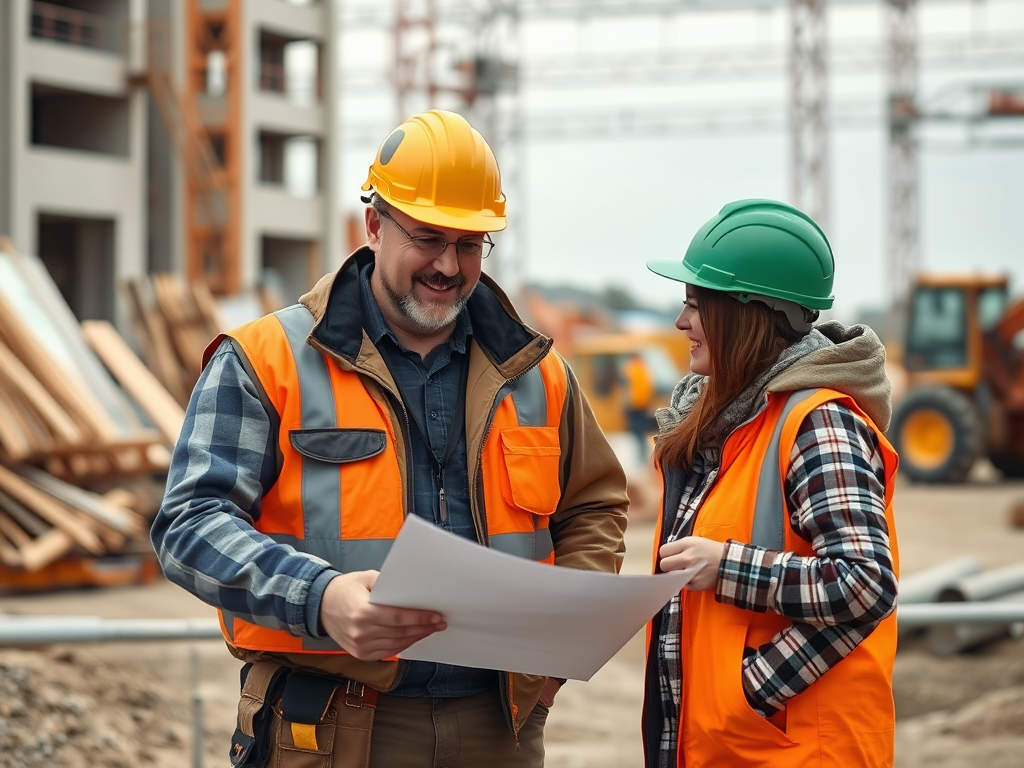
[{"xmin": 365, "ymin": 207, "xmax": 382, "ymax": 251}]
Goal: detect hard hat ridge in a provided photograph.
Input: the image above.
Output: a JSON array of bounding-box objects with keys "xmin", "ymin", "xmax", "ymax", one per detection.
[
  {"xmin": 647, "ymin": 199, "xmax": 836, "ymax": 326},
  {"xmin": 362, "ymin": 110, "xmax": 507, "ymax": 233}
]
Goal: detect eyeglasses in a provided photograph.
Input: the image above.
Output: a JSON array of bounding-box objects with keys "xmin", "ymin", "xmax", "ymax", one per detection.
[{"xmin": 377, "ymin": 208, "xmax": 494, "ymax": 260}]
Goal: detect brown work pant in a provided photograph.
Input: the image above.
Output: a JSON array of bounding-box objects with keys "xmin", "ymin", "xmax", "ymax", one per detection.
[{"xmin": 368, "ymin": 690, "xmax": 549, "ymax": 768}]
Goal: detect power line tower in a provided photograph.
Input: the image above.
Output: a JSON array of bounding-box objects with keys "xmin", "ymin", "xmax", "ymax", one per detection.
[
  {"xmin": 393, "ymin": 0, "xmax": 439, "ymax": 120},
  {"xmin": 887, "ymin": 0, "xmax": 920, "ymax": 308},
  {"xmin": 789, "ymin": 0, "xmax": 830, "ymax": 235},
  {"xmin": 390, "ymin": 0, "xmax": 523, "ymax": 287}
]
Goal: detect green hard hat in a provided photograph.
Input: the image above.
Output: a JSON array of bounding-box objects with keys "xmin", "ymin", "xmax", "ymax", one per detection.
[{"xmin": 648, "ymin": 199, "xmax": 835, "ymax": 312}]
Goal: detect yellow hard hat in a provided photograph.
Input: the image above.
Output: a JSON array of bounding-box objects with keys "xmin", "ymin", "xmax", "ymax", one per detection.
[{"xmin": 361, "ymin": 110, "xmax": 507, "ymax": 233}]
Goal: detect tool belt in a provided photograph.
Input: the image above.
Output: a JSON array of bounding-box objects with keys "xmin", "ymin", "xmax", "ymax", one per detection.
[{"xmin": 230, "ymin": 661, "xmax": 378, "ymax": 768}]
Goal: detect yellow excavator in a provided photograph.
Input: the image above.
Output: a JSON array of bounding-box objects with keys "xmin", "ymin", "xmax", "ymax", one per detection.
[
  {"xmin": 570, "ymin": 331, "xmax": 689, "ymax": 434},
  {"xmin": 888, "ymin": 273, "xmax": 1024, "ymax": 482}
]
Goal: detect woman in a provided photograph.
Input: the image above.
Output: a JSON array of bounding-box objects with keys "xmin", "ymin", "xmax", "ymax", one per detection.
[{"xmin": 642, "ymin": 199, "xmax": 900, "ymax": 768}]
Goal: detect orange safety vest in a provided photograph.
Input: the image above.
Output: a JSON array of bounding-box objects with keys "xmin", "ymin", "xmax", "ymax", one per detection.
[
  {"xmin": 648, "ymin": 388, "xmax": 900, "ymax": 768},
  {"xmin": 214, "ymin": 305, "xmax": 569, "ymax": 655},
  {"xmin": 625, "ymin": 356, "xmax": 655, "ymax": 411}
]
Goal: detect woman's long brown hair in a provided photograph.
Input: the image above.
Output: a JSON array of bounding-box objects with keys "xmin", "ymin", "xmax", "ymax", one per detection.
[{"xmin": 654, "ymin": 286, "xmax": 805, "ymax": 473}]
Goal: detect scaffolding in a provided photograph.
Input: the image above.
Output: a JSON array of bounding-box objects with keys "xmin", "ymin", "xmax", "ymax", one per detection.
[{"xmin": 347, "ymin": 0, "xmax": 1024, "ymax": 307}]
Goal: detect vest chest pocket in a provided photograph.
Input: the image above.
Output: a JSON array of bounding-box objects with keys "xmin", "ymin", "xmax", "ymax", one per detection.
[
  {"xmin": 290, "ymin": 429, "xmax": 387, "ymax": 463},
  {"xmin": 499, "ymin": 427, "xmax": 561, "ymax": 516}
]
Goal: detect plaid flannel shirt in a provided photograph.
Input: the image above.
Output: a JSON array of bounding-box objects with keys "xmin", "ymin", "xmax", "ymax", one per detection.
[{"xmin": 656, "ymin": 400, "xmax": 896, "ymax": 766}]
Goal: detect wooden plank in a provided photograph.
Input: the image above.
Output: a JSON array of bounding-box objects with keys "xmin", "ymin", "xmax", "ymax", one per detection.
[
  {"xmin": 101, "ymin": 488, "xmax": 145, "ymax": 515},
  {"xmin": 121, "ymin": 277, "xmax": 190, "ymax": 405},
  {"xmin": 0, "ymin": 465, "xmax": 103, "ymax": 554},
  {"xmin": 0, "ymin": 337, "xmax": 84, "ymax": 444},
  {"xmin": 190, "ymin": 278, "xmax": 226, "ymax": 334},
  {"xmin": 44, "ymin": 438, "xmax": 171, "ymax": 480},
  {"xmin": 0, "ymin": 540, "xmax": 22, "ymax": 567},
  {"xmin": 17, "ymin": 528, "xmax": 76, "ymax": 572},
  {"xmin": 0, "ymin": 487, "xmax": 50, "ymax": 537},
  {"xmin": 0, "ymin": 289, "xmax": 115, "ymax": 441},
  {"xmin": 70, "ymin": 508, "xmax": 126, "ymax": 551},
  {"xmin": 81, "ymin": 320, "xmax": 186, "ymax": 447},
  {"xmin": 15, "ymin": 464, "xmax": 142, "ymax": 536},
  {"xmin": 153, "ymin": 273, "xmax": 213, "ymax": 377},
  {"xmin": 0, "ymin": 383, "xmax": 40, "ymax": 460},
  {"xmin": 13, "ymin": 249, "xmax": 143, "ymax": 433},
  {"xmin": 0, "ymin": 509, "xmax": 74, "ymax": 572},
  {"xmin": 2, "ymin": 382, "xmax": 55, "ymax": 451},
  {"xmin": 0, "ymin": 509, "xmax": 33, "ymax": 547}
]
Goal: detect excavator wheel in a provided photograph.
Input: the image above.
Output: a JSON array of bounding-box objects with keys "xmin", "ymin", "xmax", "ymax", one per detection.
[{"xmin": 889, "ymin": 386, "xmax": 983, "ymax": 483}]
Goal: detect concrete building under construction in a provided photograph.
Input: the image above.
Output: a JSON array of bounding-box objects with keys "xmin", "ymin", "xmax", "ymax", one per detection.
[{"xmin": 0, "ymin": 0, "xmax": 339, "ymax": 327}]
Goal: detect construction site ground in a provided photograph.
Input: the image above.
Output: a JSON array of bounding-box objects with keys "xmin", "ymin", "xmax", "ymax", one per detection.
[{"xmin": 2, "ymin": 463, "xmax": 1024, "ymax": 768}]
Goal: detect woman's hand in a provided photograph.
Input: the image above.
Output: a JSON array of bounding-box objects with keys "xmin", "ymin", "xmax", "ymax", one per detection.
[{"xmin": 659, "ymin": 537, "xmax": 726, "ymax": 591}]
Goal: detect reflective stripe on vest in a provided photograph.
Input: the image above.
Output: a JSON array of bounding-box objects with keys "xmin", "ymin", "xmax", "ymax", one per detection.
[
  {"xmin": 669, "ymin": 388, "xmax": 899, "ymax": 767},
  {"xmin": 750, "ymin": 388, "xmax": 817, "ymax": 551},
  {"xmin": 218, "ymin": 306, "xmax": 564, "ymax": 653},
  {"xmin": 491, "ymin": 364, "xmax": 554, "ymax": 561}
]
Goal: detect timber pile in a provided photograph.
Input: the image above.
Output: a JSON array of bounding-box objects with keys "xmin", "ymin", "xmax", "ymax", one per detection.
[
  {"xmin": 0, "ymin": 238, "xmax": 183, "ymax": 588},
  {"xmin": 122, "ymin": 273, "xmax": 224, "ymax": 406},
  {"xmin": 121, "ymin": 273, "xmax": 278, "ymax": 407}
]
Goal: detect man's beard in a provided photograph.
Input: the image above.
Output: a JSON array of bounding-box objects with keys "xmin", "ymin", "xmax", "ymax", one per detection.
[{"xmin": 382, "ymin": 269, "xmax": 472, "ymax": 333}]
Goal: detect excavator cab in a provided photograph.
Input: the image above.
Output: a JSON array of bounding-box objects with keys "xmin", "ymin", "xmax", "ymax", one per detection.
[
  {"xmin": 890, "ymin": 274, "xmax": 1024, "ymax": 482},
  {"xmin": 903, "ymin": 281, "xmax": 1008, "ymax": 375}
]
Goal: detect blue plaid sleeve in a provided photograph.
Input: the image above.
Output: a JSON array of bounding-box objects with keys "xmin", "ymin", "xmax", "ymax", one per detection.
[{"xmin": 150, "ymin": 340, "xmax": 339, "ymax": 639}]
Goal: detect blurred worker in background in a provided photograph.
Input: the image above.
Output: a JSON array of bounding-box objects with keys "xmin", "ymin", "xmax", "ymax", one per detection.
[
  {"xmin": 623, "ymin": 351, "xmax": 656, "ymax": 465},
  {"xmin": 642, "ymin": 199, "xmax": 900, "ymax": 768},
  {"xmin": 151, "ymin": 109, "xmax": 628, "ymax": 768}
]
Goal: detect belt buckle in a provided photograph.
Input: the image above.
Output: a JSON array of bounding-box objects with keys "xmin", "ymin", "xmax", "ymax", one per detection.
[{"xmin": 344, "ymin": 678, "xmax": 365, "ymax": 708}]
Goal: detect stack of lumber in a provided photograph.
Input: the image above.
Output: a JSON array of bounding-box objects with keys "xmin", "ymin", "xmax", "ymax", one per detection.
[
  {"xmin": 0, "ymin": 242, "xmax": 174, "ymax": 477},
  {"xmin": 122, "ymin": 273, "xmax": 277, "ymax": 406},
  {"xmin": 0, "ymin": 464, "xmax": 147, "ymax": 574},
  {"xmin": 0, "ymin": 238, "xmax": 183, "ymax": 588},
  {"xmin": 122, "ymin": 273, "xmax": 224, "ymax": 406}
]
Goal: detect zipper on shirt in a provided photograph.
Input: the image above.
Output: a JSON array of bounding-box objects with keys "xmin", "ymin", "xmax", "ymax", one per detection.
[{"xmin": 438, "ymin": 483, "xmax": 448, "ymax": 524}]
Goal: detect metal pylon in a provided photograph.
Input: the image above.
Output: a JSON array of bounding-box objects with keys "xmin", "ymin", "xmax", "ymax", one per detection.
[
  {"xmin": 887, "ymin": 0, "xmax": 919, "ymax": 307},
  {"xmin": 789, "ymin": 0, "xmax": 830, "ymax": 235}
]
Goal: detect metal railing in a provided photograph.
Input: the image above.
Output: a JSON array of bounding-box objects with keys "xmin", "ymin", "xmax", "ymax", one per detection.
[
  {"xmin": 259, "ymin": 61, "xmax": 287, "ymax": 93},
  {"xmin": 3, "ymin": 602, "xmax": 1024, "ymax": 646},
  {"xmin": 30, "ymin": 0, "xmax": 108, "ymax": 51},
  {"xmin": 0, "ymin": 616, "xmax": 221, "ymax": 645}
]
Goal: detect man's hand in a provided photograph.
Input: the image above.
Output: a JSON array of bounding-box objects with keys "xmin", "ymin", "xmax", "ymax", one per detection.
[
  {"xmin": 319, "ymin": 571, "xmax": 447, "ymax": 661},
  {"xmin": 659, "ymin": 537, "xmax": 726, "ymax": 591}
]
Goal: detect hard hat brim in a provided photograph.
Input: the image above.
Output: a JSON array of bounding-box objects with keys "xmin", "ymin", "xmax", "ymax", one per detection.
[
  {"xmin": 389, "ymin": 199, "xmax": 508, "ymax": 234},
  {"xmin": 647, "ymin": 258, "xmax": 701, "ymax": 286},
  {"xmin": 647, "ymin": 257, "xmax": 834, "ymax": 310}
]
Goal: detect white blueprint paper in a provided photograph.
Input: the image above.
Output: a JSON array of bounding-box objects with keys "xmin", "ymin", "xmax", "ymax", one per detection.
[{"xmin": 368, "ymin": 515, "xmax": 696, "ymax": 681}]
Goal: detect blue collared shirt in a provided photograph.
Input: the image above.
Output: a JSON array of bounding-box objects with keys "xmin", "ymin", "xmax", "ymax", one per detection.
[{"xmin": 357, "ymin": 263, "xmax": 497, "ymax": 696}]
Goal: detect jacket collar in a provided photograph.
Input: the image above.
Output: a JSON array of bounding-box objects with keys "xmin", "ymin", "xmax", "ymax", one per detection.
[{"xmin": 300, "ymin": 247, "xmax": 551, "ymax": 376}]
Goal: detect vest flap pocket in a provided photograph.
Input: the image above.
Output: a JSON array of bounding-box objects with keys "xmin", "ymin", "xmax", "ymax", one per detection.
[
  {"xmin": 500, "ymin": 427, "xmax": 561, "ymax": 516},
  {"xmin": 290, "ymin": 429, "xmax": 386, "ymax": 463}
]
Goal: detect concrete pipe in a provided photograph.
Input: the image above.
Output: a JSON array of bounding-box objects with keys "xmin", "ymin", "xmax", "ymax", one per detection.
[
  {"xmin": 898, "ymin": 555, "xmax": 983, "ymax": 604},
  {"xmin": 927, "ymin": 589, "xmax": 1024, "ymax": 657},
  {"xmin": 937, "ymin": 562, "xmax": 1024, "ymax": 603},
  {"xmin": 896, "ymin": 555, "xmax": 983, "ymax": 638},
  {"xmin": 898, "ymin": 602, "xmax": 1024, "ymax": 626}
]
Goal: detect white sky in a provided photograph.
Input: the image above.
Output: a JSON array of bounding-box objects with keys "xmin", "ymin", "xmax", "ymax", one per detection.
[{"xmin": 339, "ymin": 0, "xmax": 1024, "ymax": 324}]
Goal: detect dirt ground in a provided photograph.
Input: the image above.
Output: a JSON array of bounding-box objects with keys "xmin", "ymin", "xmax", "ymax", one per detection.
[{"xmin": 2, "ymin": 465, "xmax": 1024, "ymax": 768}]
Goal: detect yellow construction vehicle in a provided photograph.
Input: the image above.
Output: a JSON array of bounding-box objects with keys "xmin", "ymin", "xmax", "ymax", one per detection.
[
  {"xmin": 888, "ymin": 273, "xmax": 1024, "ymax": 482},
  {"xmin": 570, "ymin": 331, "xmax": 689, "ymax": 434}
]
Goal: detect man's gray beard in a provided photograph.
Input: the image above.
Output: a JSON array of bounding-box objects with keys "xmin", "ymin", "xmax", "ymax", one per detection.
[{"xmin": 383, "ymin": 276, "xmax": 472, "ymax": 333}]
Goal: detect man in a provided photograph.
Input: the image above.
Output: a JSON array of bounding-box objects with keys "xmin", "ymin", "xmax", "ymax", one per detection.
[
  {"xmin": 151, "ymin": 109, "xmax": 629, "ymax": 768},
  {"xmin": 622, "ymin": 351, "xmax": 655, "ymax": 465}
]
